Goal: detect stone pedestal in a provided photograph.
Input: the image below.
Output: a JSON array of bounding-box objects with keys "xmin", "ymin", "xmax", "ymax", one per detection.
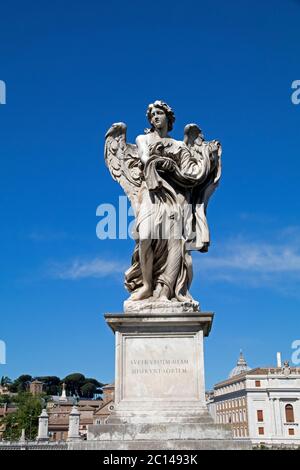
[
  {"xmin": 19, "ymin": 428, "xmax": 26, "ymax": 443},
  {"xmin": 67, "ymin": 406, "xmax": 81, "ymax": 442},
  {"xmin": 106, "ymin": 312, "xmax": 212, "ymax": 425},
  {"xmin": 37, "ymin": 409, "xmax": 49, "ymax": 442},
  {"xmin": 72, "ymin": 311, "xmax": 251, "ymax": 450}
]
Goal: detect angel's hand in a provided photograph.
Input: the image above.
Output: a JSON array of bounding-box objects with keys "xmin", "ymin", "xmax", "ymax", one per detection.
[{"xmin": 149, "ymin": 142, "xmax": 164, "ymax": 156}]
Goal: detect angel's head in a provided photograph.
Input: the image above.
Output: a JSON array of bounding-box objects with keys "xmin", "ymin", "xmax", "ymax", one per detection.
[{"xmin": 146, "ymin": 100, "xmax": 175, "ymax": 134}]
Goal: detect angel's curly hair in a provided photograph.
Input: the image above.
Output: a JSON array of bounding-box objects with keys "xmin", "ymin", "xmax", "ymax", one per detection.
[{"xmin": 145, "ymin": 100, "xmax": 175, "ymax": 133}]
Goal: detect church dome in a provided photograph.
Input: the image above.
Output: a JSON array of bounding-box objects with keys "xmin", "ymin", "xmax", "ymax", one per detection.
[{"xmin": 229, "ymin": 350, "xmax": 251, "ymax": 378}]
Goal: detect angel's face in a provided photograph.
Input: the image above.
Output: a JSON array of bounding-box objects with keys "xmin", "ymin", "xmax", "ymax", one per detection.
[{"xmin": 150, "ymin": 107, "xmax": 168, "ymax": 131}]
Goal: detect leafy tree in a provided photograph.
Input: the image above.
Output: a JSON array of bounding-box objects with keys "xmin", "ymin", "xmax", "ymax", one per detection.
[
  {"xmin": 62, "ymin": 373, "xmax": 104, "ymax": 398},
  {"xmin": 62, "ymin": 373, "xmax": 86, "ymax": 396},
  {"xmin": 0, "ymin": 376, "xmax": 12, "ymax": 387},
  {"xmin": 34, "ymin": 376, "xmax": 61, "ymax": 395},
  {"xmin": 1, "ymin": 392, "xmax": 42, "ymax": 441},
  {"xmin": 1, "ymin": 413, "xmax": 19, "ymax": 441},
  {"xmin": 0, "ymin": 394, "xmax": 11, "ymax": 405},
  {"xmin": 9, "ymin": 375, "xmax": 32, "ymax": 393},
  {"xmin": 84, "ymin": 378, "xmax": 104, "ymax": 387},
  {"xmin": 80, "ymin": 382, "xmax": 98, "ymax": 398}
]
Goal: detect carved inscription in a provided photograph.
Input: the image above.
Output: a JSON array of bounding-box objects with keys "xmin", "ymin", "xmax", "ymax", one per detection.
[{"xmin": 131, "ymin": 358, "xmax": 189, "ymax": 375}]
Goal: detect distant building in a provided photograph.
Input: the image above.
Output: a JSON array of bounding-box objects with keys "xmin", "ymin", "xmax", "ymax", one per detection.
[
  {"xmin": 47, "ymin": 384, "xmax": 115, "ymax": 441},
  {"xmin": 0, "ymin": 385, "xmax": 9, "ymax": 396},
  {"xmin": 93, "ymin": 384, "xmax": 115, "ymax": 425},
  {"xmin": 29, "ymin": 380, "xmax": 43, "ymax": 396},
  {"xmin": 207, "ymin": 352, "xmax": 300, "ymax": 448}
]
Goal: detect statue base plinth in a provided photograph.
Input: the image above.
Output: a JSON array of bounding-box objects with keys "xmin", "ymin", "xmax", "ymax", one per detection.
[
  {"xmin": 123, "ymin": 299, "xmax": 200, "ymax": 314},
  {"xmin": 72, "ymin": 311, "xmax": 250, "ymax": 450},
  {"xmin": 105, "ymin": 312, "xmax": 212, "ymax": 425},
  {"xmin": 69, "ymin": 422, "xmax": 250, "ymax": 450}
]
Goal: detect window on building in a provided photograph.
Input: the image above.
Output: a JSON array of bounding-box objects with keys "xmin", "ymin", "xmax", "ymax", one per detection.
[
  {"xmin": 257, "ymin": 410, "xmax": 264, "ymax": 422},
  {"xmin": 285, "ymin": 404, "xmax": 295, "ymax": 423},
  {"xmin": 288, "ymin": 428, "xmax": 295, "ymax": 436},
  {"xmin": 258, "ymin": 427, "xmax": 264, "ymax": 435},
  {"xmin": 255, "ymin": 380, "xmax": 261, "ymax": 387}
]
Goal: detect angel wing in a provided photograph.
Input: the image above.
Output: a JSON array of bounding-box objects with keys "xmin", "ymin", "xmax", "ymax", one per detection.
[
  {"xmin": 183, "ymin": 123, "xmax": 222, "ymax": 252},
  {"xmin": 184, "ymin": 122, "xmax": 222, "ymax": 191},
  {"xmin": 104, "ymin": 122, "xmax": 143, "ymax": 214}
]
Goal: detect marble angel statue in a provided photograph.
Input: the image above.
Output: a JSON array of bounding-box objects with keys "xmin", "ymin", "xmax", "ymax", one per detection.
[{"xmin": 104, "ymin": 100, "xmax": 221, "ymax": 309}]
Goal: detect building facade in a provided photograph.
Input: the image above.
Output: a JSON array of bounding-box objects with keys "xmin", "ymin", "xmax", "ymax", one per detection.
[
  {"xmin": 47, "ymin": 383, "xmax": 115, "ymax": 441},
  {"xmin": 208, "ymin": 353, "xmax": 300, "ymax": 448}
]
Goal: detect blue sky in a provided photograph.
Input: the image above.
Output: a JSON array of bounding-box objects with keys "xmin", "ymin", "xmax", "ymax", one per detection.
[{"xmin": 0, "ymin": 0, "xmax": 299, "ymax": 390}]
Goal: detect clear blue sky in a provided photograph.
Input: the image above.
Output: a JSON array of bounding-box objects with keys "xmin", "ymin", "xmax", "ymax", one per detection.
[{"xmin": 0, "ymin": 0, "xmax": 299, "ymax": 389}]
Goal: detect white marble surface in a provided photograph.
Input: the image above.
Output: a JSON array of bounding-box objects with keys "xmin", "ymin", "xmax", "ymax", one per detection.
[
  {"xmin": 124, "ymin": 299, "xmax": 200, "ymax": 314},
  {"xmin": 106, "ymin": 313, "xmax": 212, "ymax": 424}
]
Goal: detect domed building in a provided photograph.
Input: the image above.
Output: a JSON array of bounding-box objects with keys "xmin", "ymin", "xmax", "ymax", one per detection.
[{"xmin": 229, "ymin": 350, "xmax": 251, "ymax": 378}]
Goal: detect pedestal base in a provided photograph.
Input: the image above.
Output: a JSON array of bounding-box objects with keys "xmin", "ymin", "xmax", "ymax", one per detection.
[
  {"xmin": 106, "ymin": 312, "xmax": 212, "ymax": 424},
  {"xmin": 69, "ymin": 422, "xmax": 250, "ymax": 449},
  {"xmin": 77, "ymin": 311, "xmax": 251, "ymax": 449}
]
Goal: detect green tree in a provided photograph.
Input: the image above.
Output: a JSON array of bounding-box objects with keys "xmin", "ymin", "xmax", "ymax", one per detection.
[
  {"xmin": 62, "ymin": 373, "xmax": 86, "ymax": 396},
  {"xmin": 1, "ymin": 392, "xmax": 42, "ymax": 441},
  {"xmin": 1, "ymin": 413, "xmax": 19, "ymax": 441},
  {"xmin": 80, "ymin": 382, "xmax": 97, "ymax": 398},
  {"xmin": 9, "ymin": 375, "xmax": 32, "ymax": 393},
  {"xmin": 82, "ymin": 378, "xmax": 103, "ymax": 397},
  {"xmin": 0, "ymin": 394, "xmax": 11, "ymax": 405},
  {"xmin": 0, "ymin": 376, "xmax": 12, "ymax": 387},
  {"xmin": 62, "ymin": 373, "xmax": 104, "ymax": 398},
  {"xmin": 84, "ymin": 378, "xmax": 104, "ymax": 387},
  {"xmin": 34, "ymin": 376, "xmax": 61, "ymax": 395}
]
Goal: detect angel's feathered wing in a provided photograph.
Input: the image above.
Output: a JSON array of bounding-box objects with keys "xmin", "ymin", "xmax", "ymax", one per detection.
[
  {"xmin": 104, "ymin": 123, "xmax": 143, "ymax": 214},
  {"xmin": 184, "ymin": 123, "xmax": 222, "ymax": 252}
]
